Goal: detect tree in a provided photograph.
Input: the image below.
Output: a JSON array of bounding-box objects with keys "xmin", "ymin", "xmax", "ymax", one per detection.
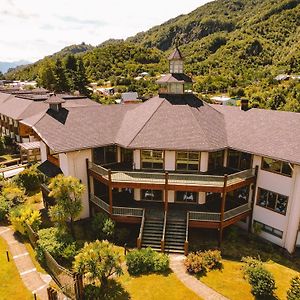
[
  {"xmin": 64, "ymin": 54, "xmax": 77, "ymax": 91},
  {"xmin": 53, "ymin": 58, "xmax": 70, "ymax": 92},
  {"xmin": 74, "ymin": 58, "xmax": 90, "ymax": 96},
  {"xmin": 48, "ymin": 175, "xmax": 84, "ymax": 238},
  {"xmin": 73, "ymin": 240, "xmax": 122, "ymax": 287},
  {"xmin": 37, "ymin": 60, "xmax": 56, "ymax": 90},
  {"xmin": 287, "ymin": 275, "xmax": 300, "ymax": 300}
]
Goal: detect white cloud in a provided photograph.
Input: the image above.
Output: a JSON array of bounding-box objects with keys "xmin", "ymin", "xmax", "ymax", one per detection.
[{"xmin": 0, "ymin": 0, "xmax": 212, "ymax": 62}]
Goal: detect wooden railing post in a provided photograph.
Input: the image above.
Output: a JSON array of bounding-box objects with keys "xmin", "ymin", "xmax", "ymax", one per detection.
[
  {"xmin": 164, "ymin": 172, "xmax": 169, "ymax": 212},
  {"xmin": 108, "ymin": 169, "xmax": 113, "ymax": 215},
  {"xmin": 184, "ymin": 212, "xmax": 189, "ymax": 256},
  {"xmin": 86, "ymin": 159, "xmax": 92, "ymax": 217},
  {"xmin": 248, "ymin": 165, "xmax": 259, "ymax": 233},
  {"xmin": 219, "ymin": 174, "xmax": 228, "ymax": 247}
]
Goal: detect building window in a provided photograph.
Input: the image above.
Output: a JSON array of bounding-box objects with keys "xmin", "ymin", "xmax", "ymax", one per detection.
[
  {"xmin": 93, "ymin": 146, "xmax": 117, "ymax": 165},
  {"xmin": 261, "ymin": 157, "xmax": 292, "ymax": 177},
  {"xmin": 141, "ymin": 150, "xmax": 164, "ymax": 170},
  {"xmin": 228, "ymin": 150, "xmax": 252, "ymax": 170},
  {"xmin": 253, "ymin": 220, "xmax": 283, "ymax": 239},
  {"xmin": 175, "ymin": 191, "xmax": 198, "ymax": 203},
  {"xmin": 176, "ymin": 151, "xmax": 200, "ymax": 172},
  {"xmin": 227, "ymin": 186, "xmax": 250, "ymax": 203},
  {"xmin": 256, "ymin": 188, "xmax": 288, "ymax": 215},
  {"xmin": 208, "ymin": 150, "xmax": 224, "ymax": 171},
  {"xmin": 141, "ymin": 189, "xmax": 163, "ymax": 201}
]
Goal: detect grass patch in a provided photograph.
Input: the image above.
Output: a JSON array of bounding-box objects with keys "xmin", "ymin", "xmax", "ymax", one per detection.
[
  {"xmin": 0, "ymin": 237, "xmax": 32, "ymax": 300},
  {"xmin": 119, "ymin": 271, "xmax": 201, "ymax": 300},
  {"xmin": 200, "ymin": 259, "xmax": 298, "ymax": 300}
]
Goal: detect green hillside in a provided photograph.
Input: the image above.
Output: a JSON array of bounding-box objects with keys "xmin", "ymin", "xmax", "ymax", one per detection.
[{"xmin": 5, "ymin": 0, "xmax": 300, "ymax": 111}]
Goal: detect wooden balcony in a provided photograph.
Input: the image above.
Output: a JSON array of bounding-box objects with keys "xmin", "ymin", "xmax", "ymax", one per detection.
[{"xmin": 87, "ymin": 161, "xmax": 256, "ymax": 193}]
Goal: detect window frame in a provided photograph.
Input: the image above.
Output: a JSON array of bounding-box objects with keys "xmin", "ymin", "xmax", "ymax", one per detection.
[
  {"xmin": 141, "ymin": 150, "xmax": 164, "ymax": 170},
  {"xmin": 208, "ymin": 150, "xmax": 224, "ymax": 171},
  {"xmin": 261, "ymin": 157, "xmax": 293, "ymax": 177},
  {"xmin": 227, "ymin": 149, "xmax": 252, "ymax": 171},
  {"xmin": 256, "ymin": 188, "xmax": 288, "ymax": 216},
  {"xmin": 175, "ymin": 151, "xmax": 201, "ymax": 172},
  {"xmin": 253, "ymin": 220, "xmax": 283, "ymax": 239}
]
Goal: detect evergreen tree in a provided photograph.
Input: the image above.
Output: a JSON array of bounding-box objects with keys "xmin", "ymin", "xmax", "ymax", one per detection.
[
  {"xmin": 37, "ymin": 60, "xmax": 56, "ymax": 91},
  {"xmin": 53, "ymin": 58, "xmax": 70, "ymax": 93},
  {"xmin": 74, "ymin": 58, "xmax": 90, "ymax": 96},
  {"xmin": 64, "ymin": 54, "xmax": 77, "ymax": 91}
]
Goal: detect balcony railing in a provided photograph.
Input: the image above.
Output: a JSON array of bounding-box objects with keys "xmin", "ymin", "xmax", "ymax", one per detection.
[
  {"xmin": 88, "ymin": 161, "xmax": 255, "ymax": 189},
  {"xmin": 112, "ymin": 206, "xmax": 144, "ymax": 217},
  {"xmin": 90, "ymin": 194, "xmax": 144, "ymax": 218},
  {"xmin": 90, "ymin": 194, "xmax": 110, "ymax": 214},
  {"xmin": 189, "ymin": 211, "xmax": 221, "ymax": 222},
  {"xmin": 224, "ymin": 203, "xmax": 251, "ymax": 221}
]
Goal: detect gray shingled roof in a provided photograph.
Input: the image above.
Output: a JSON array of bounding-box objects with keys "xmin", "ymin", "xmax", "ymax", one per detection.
[
  {"xmin": 168, "ymin": 48, "xmax": 183, "ymax": 60},
  {"xmin": 156, "ymin": 74, "xmax": 193, "ymax": 84},
  {"xmin": 21, "ymin": 94, "xmax": 300, "ymax": 164},
  {"xmin": 211, "ymin": 105, "xmax": 300, "ymax": 164}
]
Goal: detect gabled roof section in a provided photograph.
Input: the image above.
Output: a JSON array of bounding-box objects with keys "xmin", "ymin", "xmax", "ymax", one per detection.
[
  {"xmin": 156, "ymin": 73, "xmax": 192, "ymax": 84},
  {"xmin": 44, "ymin": 94, "xmax": 65, "ymax": 104},
  {"xmin": 212, "ymin": 105, "xmax": 300, "ymax": 164},
  {"xmin": 168, "ymin": 48, "xmax": 183, "ymax": 60}
]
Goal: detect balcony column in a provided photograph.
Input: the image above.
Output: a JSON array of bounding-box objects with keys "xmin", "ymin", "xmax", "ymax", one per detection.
[
  {"xmin": 248, "ymin": 165, "xmax": 259, "ymax": 232},
  {"xmin": 164, "ymin": 172, "xmax": 169, "ymax": 212},
  {"xmin": 219, "ymin": 174, "xmax": 228, "ymax": 247},
  {"xmin": 108, "ymin": 169, "xmax": 113, "ymax": 215}
]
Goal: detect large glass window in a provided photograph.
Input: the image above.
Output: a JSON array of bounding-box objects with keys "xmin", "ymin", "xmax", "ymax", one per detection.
[
  {"xmin": 262, "ymin": 157, "xmax": 292, "ymax": 177},
  {"xmin": 121, "ymin": 148, "xmax": 133, "ymax": 164},
  {"xmin": 228, "ymin": 150, "xmax": 252, "ymax": 170},
  {"xmin": 141, "ymin": 189, "xmax": 163, "ymax": 201},
  {"xmin": 227, "ymin": 186, "xmax": 250, "ymax": 203},
  {"xmin": 176, "ymin": 151, "xmax": 200, "ymax": 172},
  {"xmin": 257, "ymin": 188, "xmax": 288, "ymax": 215},
  {"xmin": 93, "ymin": 146, "xmax": 117, "ymax": 165},
  {"xmin": 141, "ymin": 150, "xmax": 164, "ymax": 170},
  {"xmin": 208, "ymin": 150, "xmax": 224, "ymax": 171},
  {"xmin": 175, "ymin": 191, "xmax": 198, "ymax": 203}
]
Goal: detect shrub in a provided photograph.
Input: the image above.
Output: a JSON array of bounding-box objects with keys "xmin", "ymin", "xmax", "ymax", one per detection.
[
  {"xmin": 242, "ymin": 256, "xmax": 276, "ymax": 297},
  {"xmin": 37, "ymin": 227, "xmax": 76, "ymax": 263},
  {"xmin": 1, "ymin": 182, "xmax": 25, "ymax": 205},
  {"xmin": 185, "ymin": 250, "xmax": 223, "ymax": 275},
  {"xmin": 9, "ymin": 206, "xmax": 41, "ymax": 235},
  {"xmin": 185, "ymin": 252, "xmax": 207, "ymax": 275},
  {"xmin": 91, "ymin": 212, "xmax": 115, "ymax": 240},
  {"xmin": 15, "ymin": 165, "xmax": 42, "ymax": 192},
  {"xmin": 0, "ymin": 197, "xmax": 10, "ymax": 220},
  {"xmin": 126, "ymin": 248, "xmax": 169, "ymax": 275},
  {"xmin": 287, "ymin": 275, "xmax": 300, "ymax": 300}
]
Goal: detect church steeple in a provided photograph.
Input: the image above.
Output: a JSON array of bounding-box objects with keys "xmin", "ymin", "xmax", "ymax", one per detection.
[{"xmin": 156, "ymin": 47, "xmax": 193, "ymax": 95}]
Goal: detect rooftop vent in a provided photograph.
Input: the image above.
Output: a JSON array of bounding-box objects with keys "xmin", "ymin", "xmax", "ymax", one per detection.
[{"xmin": 44, "ymin": 93, "xmax": 65, "ymax": 112}]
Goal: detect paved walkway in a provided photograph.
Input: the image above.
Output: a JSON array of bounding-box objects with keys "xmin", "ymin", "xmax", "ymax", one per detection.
[
  {"xmin": 0, "ymin": 226, "xmax": 51, "ymax": 300},
  {"xmin": 170, "ymin": 254, "xmax": 229, "ymax": 300}
]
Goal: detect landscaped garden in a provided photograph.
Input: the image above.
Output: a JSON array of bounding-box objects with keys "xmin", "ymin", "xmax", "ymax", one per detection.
[{"xmin": 1, "ymin": 165, "xmax": 300, "ymax": 300}]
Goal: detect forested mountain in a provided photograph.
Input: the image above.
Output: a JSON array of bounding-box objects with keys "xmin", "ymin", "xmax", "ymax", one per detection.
[{"xmin": 5, "ymin": 0, "xmax": 300, "ymax": 111}]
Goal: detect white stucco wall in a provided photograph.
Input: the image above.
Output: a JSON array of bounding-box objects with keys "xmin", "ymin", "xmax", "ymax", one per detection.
[
  {"xmin": 200, "ymin": 152, "xmax": 208, "ymax": 172},
  {"xmin": 133, "ymin": 150, "xmax": 140, "ymax": 169},
  {"xmin": 63, "ymin": 149, "xmax": 92, "ymax": 219},
  {"xmin": 40, "ymin": 141, "xmax": 47, "ymax": 162},
  {"xmin": 251, "ymin": 155, "xmax": 298, "ymax": 249},
  {"xmin": 165, "ymin": 151, "xmax": 175, "ymax": 171}
]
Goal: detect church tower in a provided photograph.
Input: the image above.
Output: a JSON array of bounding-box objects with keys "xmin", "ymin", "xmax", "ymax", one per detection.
[{"xmin": 156, "ymin": 47, "xmax": 193, "ymax": 95}]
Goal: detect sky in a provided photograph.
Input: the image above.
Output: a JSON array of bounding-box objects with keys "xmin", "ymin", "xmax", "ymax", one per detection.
[{"xmin": 0, "ymin": 0, "xmax": 212, "ymax": 62}]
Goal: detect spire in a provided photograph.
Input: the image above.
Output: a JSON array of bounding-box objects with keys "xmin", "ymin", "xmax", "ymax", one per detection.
[{"xmin": 168, "ymin": 47, "xmax": 183, "ymax": 60}]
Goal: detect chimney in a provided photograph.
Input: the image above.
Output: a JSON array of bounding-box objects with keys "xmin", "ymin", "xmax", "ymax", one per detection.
[
  {"xmin": 241, "ymin": 99, "xmax": 249, "ymax": 111},
  {"xmin": 45, "ymin": 93, "xmax": 65, "ymax": 112}
]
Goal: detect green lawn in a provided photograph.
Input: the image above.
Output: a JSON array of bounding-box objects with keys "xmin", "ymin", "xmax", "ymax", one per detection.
[
  {"xmin": 119, "ymin": 271, "xmax": 201, "ymax": 300},
  {"xmin": 0, "ymin": 237, "xmax": 33, "ymax": 300},
  {"xmin": 200, "ymin": 259, "xmax": 298, "ymax": 300}
]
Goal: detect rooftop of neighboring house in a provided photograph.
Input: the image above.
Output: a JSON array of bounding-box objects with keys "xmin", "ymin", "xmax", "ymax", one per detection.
[{"xmin": 0, "ymin": 91, "xmax": 98, "ymax": 121}]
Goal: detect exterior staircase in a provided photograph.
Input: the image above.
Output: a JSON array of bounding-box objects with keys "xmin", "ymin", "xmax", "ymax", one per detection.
[
  {"xmin": 141, "ymin": 218, "xmax": 164, "ymax": 251},
  {"xmin": 164, "ymin": 219, "xmax": 186, "ymax": 254}
]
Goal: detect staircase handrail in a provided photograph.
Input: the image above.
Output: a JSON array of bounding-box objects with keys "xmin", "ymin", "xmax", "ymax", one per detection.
[
  {"xmin": 161, "ymin": 210, "xmax": 167, "ymax": 252},
  {"xmin": 184, "ymin": 212, "xmax": 189, "ymax": 255},
  {"xmin": 137, "ymin": 209, "xmax": 146, "ymax": 249}
]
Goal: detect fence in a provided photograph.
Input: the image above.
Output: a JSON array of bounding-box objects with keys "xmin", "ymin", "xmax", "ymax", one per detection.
[{"xmin": 25, "ymin": 223, "xmax": 83, "ymax": 300}]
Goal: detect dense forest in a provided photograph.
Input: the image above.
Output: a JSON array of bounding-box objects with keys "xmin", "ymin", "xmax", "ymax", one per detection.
[{"xmin": 5, "ymin": 0, "xmax": 300, "ymax": 111}]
